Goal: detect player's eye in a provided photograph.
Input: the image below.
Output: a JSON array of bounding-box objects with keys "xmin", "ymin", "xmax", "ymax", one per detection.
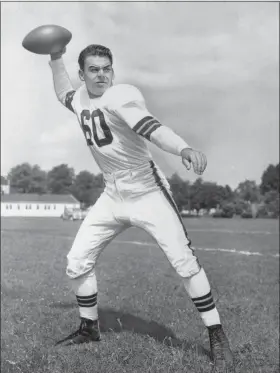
[
  {"xmin": 104, "ymin": 67, "xmax": 112, "ymax": 73},
  {"xmin": 90, "ymin": 68, "xmax": 99, "ymax": 73}
]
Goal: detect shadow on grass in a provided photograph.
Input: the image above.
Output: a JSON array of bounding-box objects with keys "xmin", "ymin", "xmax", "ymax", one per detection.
[{"xmin": 50, "ymin": 302, "xmax": 210, "ymax": 358}]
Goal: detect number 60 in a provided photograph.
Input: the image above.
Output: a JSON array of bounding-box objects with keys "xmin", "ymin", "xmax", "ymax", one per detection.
[{"xmin": 81, "ymin": 109, "xmax": 113, "ymax": 147}]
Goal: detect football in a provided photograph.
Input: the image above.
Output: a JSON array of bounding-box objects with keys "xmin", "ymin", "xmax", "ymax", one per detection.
[{"xmin": 22, "ymin": 25, "xmax": 72, "ymax": 55}]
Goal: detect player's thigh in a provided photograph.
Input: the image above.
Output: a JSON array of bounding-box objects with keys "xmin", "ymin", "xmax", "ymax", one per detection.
[
  {"xmin": 132, "ymin": 190, "xmax": 200, "ymax": 278},
  {"xmin": 67, "ymin": 192, "xmax": 126, "ymax": 278}
]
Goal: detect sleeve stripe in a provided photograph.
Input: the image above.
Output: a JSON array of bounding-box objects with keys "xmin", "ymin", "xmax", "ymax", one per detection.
[
  {"xmin": 132, "ymin": 116, "xmax": 154, "ymax": 132},
  {"xmin": 144, "ymin": 123, "xmax": 162, "ymax": 140},
  {"xmin": 65, "ymin": 90, "xmax": 76, "ymax": 113},
  {"xmin": 138, "ymin": 119, "xmax": 160, "ymax": 135}
]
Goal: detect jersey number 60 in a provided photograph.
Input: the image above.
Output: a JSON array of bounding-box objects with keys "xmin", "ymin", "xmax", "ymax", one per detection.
[{"xmin": 81, "ymin": 109, "xmax": 113, "ymax": 147}]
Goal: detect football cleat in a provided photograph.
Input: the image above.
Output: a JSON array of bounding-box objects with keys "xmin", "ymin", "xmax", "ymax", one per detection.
[
  {"xmin": 55, "ymin": 318, "xmax": 101, "ymax": 346},
  {"xmin": 208, "ymin": 324, "xmax": 235, "ymax": 373}
]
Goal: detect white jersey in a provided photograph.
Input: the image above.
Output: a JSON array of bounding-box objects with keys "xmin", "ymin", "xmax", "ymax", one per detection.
[{"xmin": 64, "ymin": 83, "xmax": 161, "ymax": 176}]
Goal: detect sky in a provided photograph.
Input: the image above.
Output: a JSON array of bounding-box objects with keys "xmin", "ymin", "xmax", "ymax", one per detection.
[{"xmin": 1, "ymin": 2, "xmax": 279, "ymax": 188}]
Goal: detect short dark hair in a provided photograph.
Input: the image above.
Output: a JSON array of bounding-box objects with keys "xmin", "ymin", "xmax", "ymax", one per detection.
[{"xmin": 78, "ymin": 44, "xmax": 113, "ymax": 70}]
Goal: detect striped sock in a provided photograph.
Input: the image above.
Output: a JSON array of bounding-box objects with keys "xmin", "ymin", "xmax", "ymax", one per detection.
[
  {"xmin": 76, "ymin": 293, "xmax": 98, "ymax": 321},
  {"xmin": 183, "ymin": 268, "xmax": 221, "ymax": 327},
  {"xmin": 70, "ymin": 272, "xmax": 99, "ymax": 321},
  {"xmin": 192, "ymin": 291, "xmax": 220, "ymax": 327}
]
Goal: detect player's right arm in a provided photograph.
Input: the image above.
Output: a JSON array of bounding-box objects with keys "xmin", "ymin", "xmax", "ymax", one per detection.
[{"xmin": 49, "ymin": 49, "xmax": 76, "ymax": 113}]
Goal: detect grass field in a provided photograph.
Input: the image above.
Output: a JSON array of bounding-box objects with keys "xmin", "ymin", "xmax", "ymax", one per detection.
[{"xmin": 1, "ymin": 217, "xmax": 279, "ymax": 373}]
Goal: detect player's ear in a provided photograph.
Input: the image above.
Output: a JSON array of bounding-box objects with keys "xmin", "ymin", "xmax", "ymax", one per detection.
[{"xmin": 79, "ymin": 69, "xmax": 85, "ymax": 81}]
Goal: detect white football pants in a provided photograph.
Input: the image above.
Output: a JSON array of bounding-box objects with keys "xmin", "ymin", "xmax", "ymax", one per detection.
[{"xmin": 66, "ymin": 162, "xmax": 201, "ymax": 280}]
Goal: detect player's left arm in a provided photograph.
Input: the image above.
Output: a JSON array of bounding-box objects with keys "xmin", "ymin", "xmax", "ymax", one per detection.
[
  {"xmin": 113, "ymin": 85, "xmax": 207, "ymax": 175},
  {"xmin": 149, "ymin": 126, "xmax": 207, "ymax": 176}
]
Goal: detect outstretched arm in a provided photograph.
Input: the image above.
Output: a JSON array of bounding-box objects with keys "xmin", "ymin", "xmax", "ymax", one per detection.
[
  {"xmin": 49, "ymin": 49, "xmax": 76, "ymax": 112},
  {"xmin": 109, "ymin": 84, "xmax": 207, "ymax": 175},
  {"xmin": 149, "ymin": 125, "xmax": 190, "ymax": 156},
  {"xmin": 150, "ymin": 126, "xmax": 207, "ymax": 176}
]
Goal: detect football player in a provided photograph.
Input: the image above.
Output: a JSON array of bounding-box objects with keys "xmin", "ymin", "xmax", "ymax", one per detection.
[{"xmin": 49, "ymin": 44, "xmax": 234, "ymax": 372}]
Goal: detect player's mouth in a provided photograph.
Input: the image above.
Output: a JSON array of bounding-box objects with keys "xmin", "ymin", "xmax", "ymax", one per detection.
[{"xmin": 96, "ymin": 81, "xmax": 107, "ymax": 85}]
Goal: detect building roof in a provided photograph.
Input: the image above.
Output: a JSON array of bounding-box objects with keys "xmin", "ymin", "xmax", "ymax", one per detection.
[{"xmin": 1, "ymin": 193, "xmax": 79, "ymax": 204}]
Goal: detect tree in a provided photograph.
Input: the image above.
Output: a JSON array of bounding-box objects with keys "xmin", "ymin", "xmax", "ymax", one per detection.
[
  {"xmin": 47, "ymin": 164, "xmax": 75, "ymax": 194},
  {"xmin": 1, "ymin": 175, "xmax": 7, "ymax": 184},
  {"xmin": 8, "ymin": 163, "xmax": 33, "ymax": 193},
  {"xmin": 224, "ymin": 185, "xmax": 234, "ymax": 201},
  {"xmin": 89, "ymin": 173, "xmax": 105, "ymax": 205},
  {"xmin": 189, "ymin": 179, "xmax": 227, "ymax": 210},
  {"xmin": 71, "ymin": 171, "xmax": 104, "ymax": 207},
  {"xmin": 29, "ymin": 165, "xmax": 48, "ymax": 193},
  {"xmin": 235, "ymin": 180, "xmax": 260, "ymax": 203},
  {"xmin": 263, "ymin": 190, "xmax": 279, "ymax": 218},
  {"xmin": 198, "ymin": 183, "xmax": 233, "ymax": 210},
  {"xmin": 260, "ymin": 164, "xmax": 279, "ymax": 194},
  {"xmin": 168, "ymin": 176, "xmax": 234, "ymax": 212},
  {"xmin": 8, "ymin": 163, "xmax": 47, "ymax": 193},
  {"xmin": 168, "ymin": 174, "xmax": 190, "ymax": 211},
  {"xmin": 231, "ymin": 198, "xmax": 248, "ymax": 215},
  {"xmin": 189, "ymin": 178, "xmax": 204, "ymax": 210},
  {"xmin": 216, "ymin": 202, "xmax": 235, "ymax": 218}
]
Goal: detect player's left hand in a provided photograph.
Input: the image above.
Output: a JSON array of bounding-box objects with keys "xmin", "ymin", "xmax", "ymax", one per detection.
[{"xmin": 181, "ymin": 148, "xmax": 207, "ymax": 175}]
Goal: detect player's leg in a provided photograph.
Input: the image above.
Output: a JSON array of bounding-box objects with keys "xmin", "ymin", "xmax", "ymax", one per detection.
[
  {"xmin": 131, "ymin": 190, "xmax": 220, "ymax": 323},
  {"xmin": 131, "ymin": 189, "xmax": 234, "ymax": 371},
  {"xmin": 56, "ymin": 192, "xmax": 128, "ymax": 345}
]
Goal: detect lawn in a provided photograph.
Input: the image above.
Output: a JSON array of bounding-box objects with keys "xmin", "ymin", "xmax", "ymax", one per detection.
[{"xmin": 1, "ymin": 217, "xmax": 279, "ymax": 373}]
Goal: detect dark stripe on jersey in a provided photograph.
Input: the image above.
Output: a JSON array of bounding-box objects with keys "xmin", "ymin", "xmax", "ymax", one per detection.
[
  {"xmin": 139, "ymin": 121, "xmax": 161, "ymax": 140},
  {"xmin": 138, "ymin": 119, "xmax": 159, "ymax": 136},
  {"xmin": 65, "ymin": 90, "xmax": 76, "ymax": 113},
  {"xmin": 133, "ymin": 117, "xmax": 162, "ymax": 141},
  {"xmin": 133, "ymin": 116, "xmax": 154, "ymax": 133},
  {"xmin": 149, "ymin": 160, "xmax": 196, "ymax": 255},
  {"xmin": 145, "ymin": 123, "xmax": 161, "ymax": 140}
]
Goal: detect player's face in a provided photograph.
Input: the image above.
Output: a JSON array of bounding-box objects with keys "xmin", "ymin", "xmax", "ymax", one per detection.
[{"xmin": 79, "ymin": 55, "xmax": 114, "ymax": 98}]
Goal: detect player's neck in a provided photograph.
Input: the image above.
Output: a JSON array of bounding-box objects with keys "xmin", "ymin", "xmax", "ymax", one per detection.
[{"xmin": 87, "ymin": 91, "xmax": 103, "ymax": 100}]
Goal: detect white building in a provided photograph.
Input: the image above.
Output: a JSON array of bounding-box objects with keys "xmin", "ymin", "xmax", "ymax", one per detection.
[{"xmin": 1, "ymin": 193, "xmax": 80, "ymax": 217}]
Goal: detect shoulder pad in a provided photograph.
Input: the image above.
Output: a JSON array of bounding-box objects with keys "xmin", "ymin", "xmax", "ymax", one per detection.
[
  {"xmin": 102, "ymin": 84, "xmax": 145, "ymax": 109},
  {"xmin": 73, "ymin": 84, "xmax": 91, "ymax": 108}
]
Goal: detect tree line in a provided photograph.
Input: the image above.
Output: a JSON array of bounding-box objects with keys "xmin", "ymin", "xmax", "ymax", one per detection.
[{"xmin": 1, "ymin": 162, "xmax": 279, "ymax": 218}]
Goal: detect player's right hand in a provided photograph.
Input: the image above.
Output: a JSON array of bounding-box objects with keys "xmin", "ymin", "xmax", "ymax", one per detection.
[{"xmin": 50, "ymin": 47, "xmax": 66, "ymax": 60}]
